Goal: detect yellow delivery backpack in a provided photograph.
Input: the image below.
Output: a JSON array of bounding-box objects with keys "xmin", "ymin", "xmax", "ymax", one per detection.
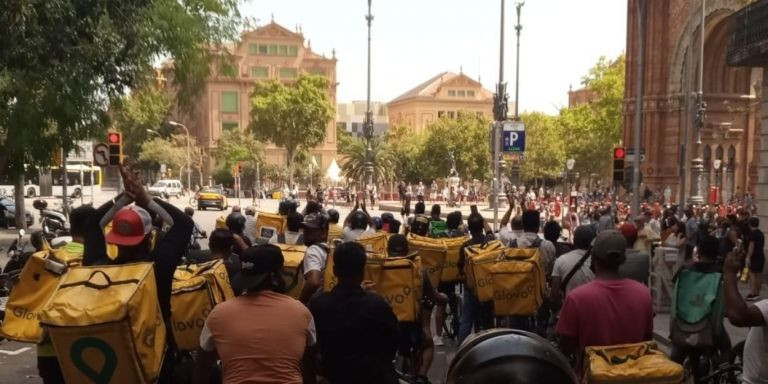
[
  {"xmin": 170, "ymin": 259, "xmax": 234, "ymax": 351},
  {"xmin": 276, "ymin": 244, "xmax": 307, "ymax": 299},
  {"xmin": 441, "ymin": 236, "xmax": 469, "ymax": 283},
  {"xmin": 490, "ymin": 247, "xmax": 547, "ymax": 316},
  {"xmin": 406, "ymin": 233, "xmax": 447, "ymax": 289},
  {"xmin": 464, "ymin": 240, "xmax": 506, "ymax": 302},
  {"xmin": 356, "ymin": 232, "xmax": 389, "ymax": 255},
  {"xmin": 256, "ymin": 211, "xmax": 286, "ymax": 240},
  {"xmin": 376, "ymin": 255, "xmax": 423, "ymax": 322},
  {"xmin": 583, "ymin": 341, "xmax": 684, "ymax": 384},
  {"xmin": 40, "ymin": 263, "xmax": 166, "ymax": 384},
  {"xmin": 0, "ymin": 246, "xmax": 81, "ymax": 343},
  {"xmin": 323, "ymin": 246, "xmax": 386, "ymax": 292}
]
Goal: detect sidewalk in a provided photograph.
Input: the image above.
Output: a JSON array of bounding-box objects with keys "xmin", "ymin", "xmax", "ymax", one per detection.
[{"xmin": 653, "ymin": 282, "xmax": 767, "ymax": 348}]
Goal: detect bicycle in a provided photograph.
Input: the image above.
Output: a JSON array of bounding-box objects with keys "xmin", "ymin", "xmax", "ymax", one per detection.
[
  {"xmin": 683, "ymin": 341, "xmax": 744, "ymax": 384},
  {"xmin": 441, "ymin": 285, "xmax": 463, "ymax": 340}
]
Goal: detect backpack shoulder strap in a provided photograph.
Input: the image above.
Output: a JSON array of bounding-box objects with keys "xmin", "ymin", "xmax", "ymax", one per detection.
[
  {"xmin": 531, "ymin": 237, "xmax": 543, "ymax": 248},
  {"xmin": 510, "ymin": 239, "xmax": 518, "ymax": 248},
  {"xmin": 561, "ymin": 250, "xmax": 591, "ymax": 292}
]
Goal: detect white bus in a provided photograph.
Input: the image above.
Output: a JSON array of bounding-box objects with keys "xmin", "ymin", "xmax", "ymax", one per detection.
[{"xmin": 0, "ymin": 164, "xmax": 102, "ymax": 198}]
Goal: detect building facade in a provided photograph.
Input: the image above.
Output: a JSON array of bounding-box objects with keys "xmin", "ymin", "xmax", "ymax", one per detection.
[
  {"xmin": 336, "ymin": 101, "xmax": 389, "ymax": 137},
  {"xmin": 623, "ymin": 0, "xmax": 762, "ymax": 203},
  {"xmin": 174, "ymin": 21, "xmax": 338, "ymax": 181},
  {"xmin": 387, "ymin": 72, "xmax": 496, "ymax": 134},
  {"xmin": 568, "ymin": 85, "xmax": 598, "ymax": 107}
]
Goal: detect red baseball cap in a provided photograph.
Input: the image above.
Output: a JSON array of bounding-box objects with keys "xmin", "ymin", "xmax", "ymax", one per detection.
[{"xmin": 106, "ymin": 206, "xmax": 153, "ymax": 246}]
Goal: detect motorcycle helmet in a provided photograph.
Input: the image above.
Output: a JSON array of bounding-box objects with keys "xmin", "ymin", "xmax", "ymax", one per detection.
[
  {"xmin": 327, "ymin": 209, "xmax": 340, "ymax": 224},
  {"xmin": 184, "ymin": 207, "xmax": 195, "ymax": 217},
  {"xmin": 410, "ymin": 215, "xmax": 430, "ymax": 237},
  {"xmin": 226, "ymin": 212, "xmax": 246, "ymax": 234},
  {"xmin": 350, "ymin": 211, "xmax": 369, "ymax": 230},
  {"xmin": 446, "ymin": 329, "xmax": 577, "ymax": 384},
  {"xmin": 372, "ymin": 216, "xmax": 382, "ymax": 231},
  {"xmin": 33, "ymin": 199, "xmax": 48, "ymax": 211}
]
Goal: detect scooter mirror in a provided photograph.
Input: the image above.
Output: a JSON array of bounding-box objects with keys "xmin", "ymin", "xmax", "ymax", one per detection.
[{"xmin": 18, "ymin": 229, "xmax": 25, "ymax": 237}]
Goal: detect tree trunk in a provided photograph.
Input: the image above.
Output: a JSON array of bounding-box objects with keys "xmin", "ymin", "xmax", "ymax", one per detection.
[
  {"xmin": 287, "ymin": 148, "xmax": 295, "ymax": 188},
  {"xmin": 14, "ymin": 173, "xmax": 27, "ymax": 230}
]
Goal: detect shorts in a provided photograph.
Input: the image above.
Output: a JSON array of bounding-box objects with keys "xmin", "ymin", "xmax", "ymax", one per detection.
[{"xmin": 749, "ymin": 254, "xmax": 765, "ymax": 273}]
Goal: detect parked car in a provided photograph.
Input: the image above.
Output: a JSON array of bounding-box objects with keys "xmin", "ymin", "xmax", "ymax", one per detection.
[
  {"xmin": 197, "ymin": 187, "xmax": 228, "ymax": 211},
  {"xmin": 0, "ymin": 197, "xmax": 34, "ymax": 228},
  {"xmin": 148, "ymin": 179, "xmax": 184, "ymax": 199}
]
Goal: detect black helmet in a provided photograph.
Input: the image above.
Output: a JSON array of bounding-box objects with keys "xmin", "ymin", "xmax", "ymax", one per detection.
[
  {"xmin": 350, "ymin": 211, "xmax": 369, "ymax": 230},
  {"xmin": 327, "ymin": 209, "xmax": 340, "ymax": 224},
  {"xmin": 381, "ymin": 212, "xmax": 395, "ymax": 223},
  {"xmin": 226, "ymin": 212, "xmax": 246, "ymax": 234},
  {"xmin": 446, "ymin": 329, "xmax": 577, "ymax": 384},
  {"xmin": 184, "ymin": 207, "xmax": 195, "ymax": 216}
]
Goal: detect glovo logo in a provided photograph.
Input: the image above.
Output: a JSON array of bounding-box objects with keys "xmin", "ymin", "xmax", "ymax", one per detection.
[
  {"xmin": 70, "ymin": 337, "xmax": 118, "ymax": 384},
  {"xmin": 173, "ymin": 307, "xmax": 211, "ymax": 332},
  {"xmin": 494, "ymin": 283, "xmax": 535, "ymax": 301},
  {"xmin": 442, "ymin": 260, "xmax": 458, "ymax": 269},
  {"xmin": 11, "ymin": 306, "xmax": 39, "ymax": 320},
  {"xmin": 476, "ymin": 275, "xmax": 493, "ymax": 288},
  {"xmin": 383, "ymin": 285, "xmax": 412, "ymax": 305}
]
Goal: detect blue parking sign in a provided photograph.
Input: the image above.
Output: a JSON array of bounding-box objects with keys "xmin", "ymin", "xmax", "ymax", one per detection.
[{"xmin": 502, "ymin": 121, "xmax": 525, "ymax": 152}]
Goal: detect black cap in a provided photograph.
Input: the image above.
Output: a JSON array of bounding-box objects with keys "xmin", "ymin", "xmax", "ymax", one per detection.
[
  {"xmin": 232, "ymin": 245, "xmax": 284, "ymax": 293},
  {"xmin": 302, "ymin": 212, "xmax": 329, "ymax": 229}
]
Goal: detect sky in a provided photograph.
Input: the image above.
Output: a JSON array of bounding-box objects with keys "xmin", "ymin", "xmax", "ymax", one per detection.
[{"xmin": 240, "ymin": 0, "xmax": 627, "ymax": 115}]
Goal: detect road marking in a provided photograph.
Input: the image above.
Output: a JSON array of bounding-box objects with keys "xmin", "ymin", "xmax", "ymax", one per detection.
[{"xmin": 0, "ymin": 347, "xmax": 31, "ymax": 356}]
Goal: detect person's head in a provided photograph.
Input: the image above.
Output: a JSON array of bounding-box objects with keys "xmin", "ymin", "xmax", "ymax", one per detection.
[
  {"xmin": 349, "ymin": 211, "xmax": 369, "ymax": 230},
  {"xmin": 522, "ymin": 210, "xmax": 540, "ymax": 233},
  {"xmin": 231, "ymin": 206, "xmax": 241, "ymax": 213},
  {"xmin": 749, "ymin": 217, "xmax": 759, "ymax": 229},
  {"xmin": 387, "ymin": 234, "xmax": 409, "ymax": 257},
  {"xmin": 372, "ymin": 216, "xmax": 383, "ymax": 231},
  {"xmin": 244, "ymin": 206, "xmax": 255, "ymax": 216},
  {"xmin": 511, "ymin": 215, "xmax": 523, "ymax": 231},
  {"xmin": 411, "ymin": 215, "xmax": 430, "ymax": 236},
  {"xmin": 543, "ymin": 221, "xmax": 561, "ymax": 243},
  {"xmin": 619, "ymin": 223, "xmax": 638, "ymax": 247},
  {"xmin": 633, "ymin": 215, "xmax": 646, "ymax": 230},
  {"xmin": 467, "ymin": 212, "xmax": 485, "ymax": 235},
  {"xmin": 697, "ymin": 235, "xmax": 719, "ymax": 261},
  {"xmin": 209, "ymin": 229, "xmax": 234, "ymax": 257},
  {"xmin": 304, "ymin": 201, "xmax": 322, "ymax": 215},
  {"xmin": 333, "ymin": 242, "xmax": 366, "ymax": 284},
  {"xmin": 302, "ymin": 212, "xmax": 329, "ymax": 246},
  {"xmin": 431, "ymin": 204, "xmax": 441, "ymax": 220},
  {"xmin": 184, "ymin": 206, "xmax": 195, "ymax": 217},
  {"xmin": 106, "ymin": 205, "xmax": 154, "ymax": 261},
  {"xmin": 286, "ymin": 211, "xmax": 304, "ymax": 233},
  {"xmin": 684, "ymin": 207, "xmax": 694, "ymax": 218},
  {"xmin": 233, "ymin": 244, "xmax": 285, "ymax": 294},
  {"xmin": 69, "ymin": 204, "xmax": 96, "ymax": 242},
  {"xmin": 414, "ymin": 201, "xmax": 426, "ymax": 215},
  {"xmin": 573, "ymin": 225, "xmax": 596, "ymax": 250},
  {"xmin": 327, "ymin": 209, "xmax": 340, "ymax": 224},
  {"xmin": 446, "ymin": 211, "xmax": 463, "ymax": 230},
  {"xmin": 226, "ymin": 212, "xmax": 246, "ymax": 235},
  {"xmin": 591, "ymin": 229, "xmax": 628, "ymax": 272}
]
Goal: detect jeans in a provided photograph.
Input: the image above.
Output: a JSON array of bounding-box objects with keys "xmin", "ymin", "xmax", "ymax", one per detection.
[{"xmin": 459, "ymin": 286, "xmax": 481, "ymax": 345}]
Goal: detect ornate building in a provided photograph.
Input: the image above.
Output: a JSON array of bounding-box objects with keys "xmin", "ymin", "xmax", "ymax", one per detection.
[
  {"xmin": 623, "ymin": 0, "xmax": 762, "ymax": 203},
  {"xmin": 387, "ymin": 72, "xmax": 496, "ymax": 134},
  {"xmin": 173, "ymin": 20, "xmax": 338, "ymax": 182}
]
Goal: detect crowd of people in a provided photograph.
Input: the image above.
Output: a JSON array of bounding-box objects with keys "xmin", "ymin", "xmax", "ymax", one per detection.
[{"xmin": 9, "ymin": 166, "xmax": 768, "ymax": 384}]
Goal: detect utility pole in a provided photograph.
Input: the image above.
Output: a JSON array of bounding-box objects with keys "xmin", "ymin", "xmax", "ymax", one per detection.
[
  {"xmin": 514, "ymin": 1, "xmax": 524, "ymax": 119},
  {"xmin": 679, "ymin": 0, "xmax": 696, "ymax": 214},
  {"xmin": 492, "ymin": 0, "xmax": 509, "ymax": 231},
  {"xmin": 689, "ymin": 0, "xmax": 706, "ymax": 204},
  {"xmin": 363, "ymin": 0, "xmax": 375, "ymax": 190},
  {"xmin": 631, "ymin": 0, "xmax": 645, "ymax": 217}
]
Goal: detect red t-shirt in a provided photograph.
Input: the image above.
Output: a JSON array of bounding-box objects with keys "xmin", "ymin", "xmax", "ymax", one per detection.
[{"xmin": 556, "ymin": 279, "xmax": 653, "ymax": 350}]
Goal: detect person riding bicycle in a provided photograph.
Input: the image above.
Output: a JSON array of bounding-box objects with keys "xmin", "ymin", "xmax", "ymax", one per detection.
[{"xmin": 184, "ymin": 206, "xmax": 207, "ymax": 251}]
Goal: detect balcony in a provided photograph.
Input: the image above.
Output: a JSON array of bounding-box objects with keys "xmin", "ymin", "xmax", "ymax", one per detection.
[{"xmin": 727, "ymin": 0, "xmax": 768, "ymax": 67}]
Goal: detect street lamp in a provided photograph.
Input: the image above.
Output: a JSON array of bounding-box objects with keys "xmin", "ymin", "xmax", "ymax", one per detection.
[
  {"xmin": 565, "ymin": 158, "xmax": 575, "ymax": 199},
  {"xmin": 168, "ymin": 121, "xmax": 192, "ymax": 193},
  {"xmin": 363, "ymin": 0, "xmax": 375, "ymax": 190}
]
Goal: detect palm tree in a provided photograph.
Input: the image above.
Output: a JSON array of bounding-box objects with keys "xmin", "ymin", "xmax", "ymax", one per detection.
[{"xmin": 338, "ymin": 135, "xmax": 395, "ymax": 184}]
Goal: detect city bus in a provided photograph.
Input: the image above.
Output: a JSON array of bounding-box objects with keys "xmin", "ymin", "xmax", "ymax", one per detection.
[{"xmin": 0, "ymin": 163, "xmax": 102, "ymax": 198}]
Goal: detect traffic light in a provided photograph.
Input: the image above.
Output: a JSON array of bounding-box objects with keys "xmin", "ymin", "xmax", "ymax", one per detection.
[
  {"xmin": 237, "ymin": 163, "xmax": 243, "ymax": 174},
  {"xmin": 108, "ymin": 132, "xmax": 122, "ymax": 166},
  {"xmin": 613, "ymin": 147, "xmax": 625, "ymax": 182}
]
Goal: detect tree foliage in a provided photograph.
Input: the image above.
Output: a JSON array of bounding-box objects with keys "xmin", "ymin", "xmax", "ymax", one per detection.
[
  {"xmin": 248, "ymin": 74, "xmax": 335, "ymax": 184},
  {"xmin": 338, "ymin": 135, "xmax": 396, "ymax": 184},
  {"xmin": 112, "ymin": 86, "xmax": 173, "ymax": 161},
  {"xmin": 139, "ymin": 134, "xmax": 202, "ymax": 181},
  {"xmin": 215, "ymin": 129, "xmax": 264, "ymax": 170},
  {"xmin": 519, "ymin": 112, "xmax": 566, "ymax": 181},
  {"xmin": 419, "ymin": 112, "xmax": 492, "ymax": 182}
]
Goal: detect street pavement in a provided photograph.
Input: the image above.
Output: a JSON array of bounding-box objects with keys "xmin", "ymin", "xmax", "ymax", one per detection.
[{"xmin": 0, "ymin": 192, "xmax": 764, "ymax": 383}]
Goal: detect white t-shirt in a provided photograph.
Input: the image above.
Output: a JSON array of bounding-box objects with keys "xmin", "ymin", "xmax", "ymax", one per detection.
[
  {"xmin": 303, "ymin": 243, "xmax": 329, "ymax": 275},
  {"xmin": 342, "ymin": 226, "xmax": 375, "ymax": 242},
  {"xmin": 551, "ymin": 249, "xmax": 594, "ymax": 293},
  {"xmin": 498, "ymin": 226, "xmax": 522, "ymax": 247},
  {"xmin": 743, "ymin": 299, "xmax": 768, "ymax": 384}
]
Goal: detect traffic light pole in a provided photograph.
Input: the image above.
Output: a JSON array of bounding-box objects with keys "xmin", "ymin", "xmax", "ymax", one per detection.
[{"xmin": 631, "ymin": 0, "xmax": 645, "ymax": 218}]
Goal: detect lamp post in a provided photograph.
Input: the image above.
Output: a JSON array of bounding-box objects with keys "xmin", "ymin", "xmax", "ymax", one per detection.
[
  {"xmin": 363, "ymin": 0, "xmax": 375, "ymax": 190},
  {"xmin": 688, "ymin": 0, "xmax": 706, "ymax": 205},
  {"xmin": 169, "ymin": 121, "xmax": 192, "ymax": 194},
  {"xmin": 565, "ymin": 158, "xmax": 575, "ymax": 200}
]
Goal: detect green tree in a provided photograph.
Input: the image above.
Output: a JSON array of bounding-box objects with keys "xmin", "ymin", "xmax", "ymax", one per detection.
[
  {"xmin": 0, "ymin": 0, "xmax": 241, "ymax": 224},
  {"xmin": 386, "ymin": 123, "xmax": 428, "ymax": 183},
  {"xmin": 519, "ymin": 112, "xmax": 566, "ymax": 182},
  {"xmin": 139, "ymin": 133, "xmax": 202, "ymax": 182},
  {"xmin": 112, "ymin": 86, "xmax": 173, "ymax": 161},
  {"xmin": 420, "ymin": 112, "xmax": 492, "ymax": 182},
  {"xmin": 215, "ymin": 129, "xmax": 264, "ymax": 170},
  {"xmin": 338, "ymin": 135, "xmax": 396, "ymax": 184},
  {"xmin": 248, "ymin": 74, "xmax": 335, "ymax": 185}
]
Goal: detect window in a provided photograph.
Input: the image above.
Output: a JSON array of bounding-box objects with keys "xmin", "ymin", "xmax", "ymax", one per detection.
[
  {"xmin": 279, "ymin": 68, "xmax": 297, "ymax": 79},
  {"xmin": 467, "ymin": 90, "xmax": 476, "ymax": 97},
  {"xmin": 258, "ymin": 45, "xmax": 268, "ymax": 55},
  {"xmin": 219, "ymin": 64, "xmax": 236, "ymax": 78},
  {"xmin": 268, "ymin": 45, "xmax": 278, "ymax": 55},
  {"xmin": 351, "ymin": 122, "xmax": 359, "ymax": 132},
  {"xmin": 288, "ymin": 45, "xmax": 298, "ymax": 56},
  {"xmin": 222, "ymin": 121, "xmax": 238, "ymax": 131},
  {"xmin": 476, "ymin": 111, "xmax": 484, "ymax": 118},
  {"xmin": 447, "ymin": 111, "xmax": 455, "ymax": 119},
  {"xmin": 248, "ymin": 44, "xmax": 258, "ymax": 55},
  {"xmin": 448, "ymin": 90, "xmax": 456, "ymax": 97},
  {"xmin": 251, "ymin": 66, "xmax": 269, "ymax": 78},
  {"xmin": 457, "ymin": 90, "xmax": 466, "ymax": 97},
  {"xmin": 309, "ymin": 68, "xmax": 325, "ymax": 77},
  {"xmin": 438, "ymin": 111, "xmax": 445, "ymax": 118},
  {"xmin": 279, "ymin": 45, "xmax": 288, "ymax": 56},
  {"xmin": 221, "ymin": 91, "xmax": 238, "ymax": 113}
]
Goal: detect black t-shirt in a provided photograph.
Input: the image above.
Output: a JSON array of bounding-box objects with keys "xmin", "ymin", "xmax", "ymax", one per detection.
[{"xmin": 750, "ymin": 229, "xmax": 765, "ymax": 259}]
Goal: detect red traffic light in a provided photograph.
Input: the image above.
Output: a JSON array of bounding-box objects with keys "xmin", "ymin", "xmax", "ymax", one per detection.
[
  {"xmin": 614, "ymin": 147, "xmax": 626, "ymax": 160},
  {"xmin": 108, "ymin": 132, "xmax": 121, "ymax": 144}
]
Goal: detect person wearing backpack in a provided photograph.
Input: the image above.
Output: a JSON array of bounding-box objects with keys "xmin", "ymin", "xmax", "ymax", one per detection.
[
  {"xmin": 457, "ymin": 212, "xmax": 496, "ymax": 344},
  {"xmin": 512, "ymin": 210, "xmax": 556, "ymax": 278},
  {"xmin": 299, "ymin": 213, "xmax": 330, "ymax": 305},
  {"xmin": 550, "ymin": 226, "xmax": 597, "ymax": 310},
  {"xmin": 669, "ymin": 235, "xmax": 731, "ymax": 369},
  {"xmin": 278, "ymin": 211, "xmax": 305, "ymax": 245}
]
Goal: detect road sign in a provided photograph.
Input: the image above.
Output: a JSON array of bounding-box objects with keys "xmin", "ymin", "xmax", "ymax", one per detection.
[
  {"xmin": 93, "ymin": 143, "xmax": 110, "ymax": 167},
  {"xmin": 626, "ymin": 148, "xmax": 646, "ymax": 163},
  {"xmin": 502, "ymin": 121, "xmax": 525, "ymax": 152}
]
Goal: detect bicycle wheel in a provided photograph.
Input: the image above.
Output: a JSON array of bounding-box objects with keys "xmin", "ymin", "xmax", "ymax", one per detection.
[{"xmin": 189, "ymin": 197, "xmax": 197, "ymax": 206}]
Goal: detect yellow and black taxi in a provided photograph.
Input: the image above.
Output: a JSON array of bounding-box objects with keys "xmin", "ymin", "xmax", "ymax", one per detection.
[{"xmin": 197, "ymin": 187, "xmax": 228, "ymax": 211}]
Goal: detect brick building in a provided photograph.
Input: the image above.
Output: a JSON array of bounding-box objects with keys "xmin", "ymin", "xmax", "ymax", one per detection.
[{"xmin": 623, "ymin": 0, "xmax": 762, "ymax": 203}]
